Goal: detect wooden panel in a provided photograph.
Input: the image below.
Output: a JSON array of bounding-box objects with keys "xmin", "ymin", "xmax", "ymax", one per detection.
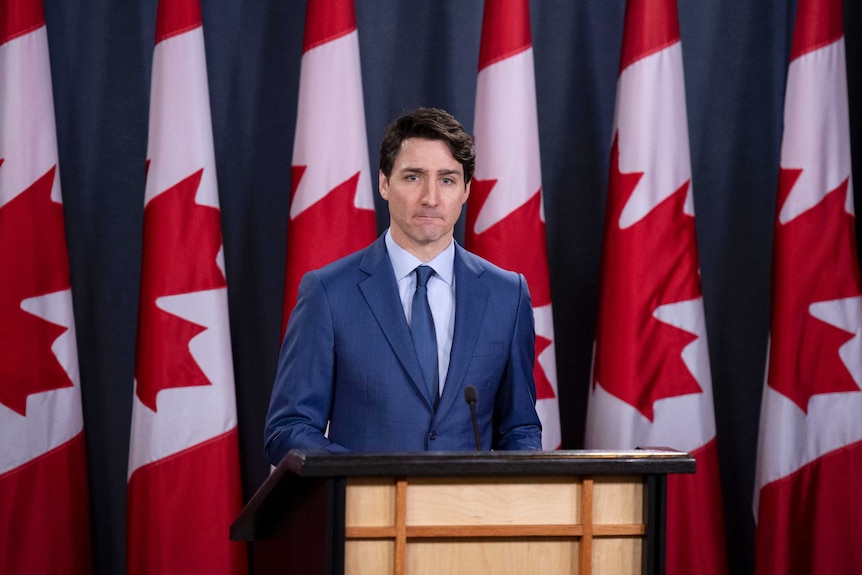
[
  {"xmin": 592, "ymin": 524, "xmax": 645, "ymax": 536},
  {"xmin": 394, "ymin": 480, "xmax": 407, "ymax": 575},
  {"xmin": 592, "ymin": 537, "xmax": 642, "ymax": 575},
  {"xmin": 406, "ymin": 524, "xmax": 584, "ymax": 538},
  {"xmin": 345, "ymin": 540, "xmax": 393, "ymax": 575},
  {"xmin": 579, "ymin": 478, "xmax": 593, "ymax": 575},
  {"xmin": 406, "ymin": 539, "xmax": 579, "ymax": 575},
  {"xmin": 592, "ymin": 476, "xmax": 642, "ymax": 525},
  {"xmin": 406, "ymin": 477, "xmax": 579, "ymax": 526},
  {"xmin": 344, "ymin": 475, "xmax": 649, "ymax": 575},
  {"xmin": 345, "ymin": 478, "xmax": 394, "ymax": 527}
]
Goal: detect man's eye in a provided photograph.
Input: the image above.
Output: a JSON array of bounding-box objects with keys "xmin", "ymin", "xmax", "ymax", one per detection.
[
  {"xmin": 406, "ymin": 174, "xmax": 419, "ymax": 182},
  {"xmin": 441, "ymin": 178, "xmax": 454, "ymax": 185}
]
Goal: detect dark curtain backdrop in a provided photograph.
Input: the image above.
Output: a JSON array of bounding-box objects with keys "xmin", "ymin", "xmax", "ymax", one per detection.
[{"xmin": 39, "ymin": 0, "xmax": 861, "ymax": 573}]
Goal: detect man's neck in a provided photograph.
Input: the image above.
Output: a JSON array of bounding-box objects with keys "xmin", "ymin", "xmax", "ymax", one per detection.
[{"xmin": 389, "ymin": 231, "xmax": 453, "ymax": 263}]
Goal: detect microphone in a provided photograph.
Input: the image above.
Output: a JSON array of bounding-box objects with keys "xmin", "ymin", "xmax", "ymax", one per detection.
[{"xmin": 463, "ymin": 385, "xmax": 481, "ymax": 451}]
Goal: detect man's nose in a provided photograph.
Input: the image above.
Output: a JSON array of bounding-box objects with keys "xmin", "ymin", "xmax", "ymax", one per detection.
[{"xmin": 421, "ymin": 181, "xmax": 439, "ymax": 206}]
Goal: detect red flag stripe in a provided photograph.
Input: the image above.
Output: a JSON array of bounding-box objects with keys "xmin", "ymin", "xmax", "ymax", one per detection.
[
  {"xmin": 756, "ymin": 440, "xmax": 862, "ymax": 574},
  {"xmin": 155, "ymin": 0, "xmax": 202, "ymax": 44},
  {"xmin": 128, "ymin": 429, "xmax": 247, "ymax": 575},
  {"xmin": 619, "ymin": 0, "xmax": 681, "ymax": 73},
  {"xmin": 0, "ymin": 433, "xmax": 92, "ymax": 575},
  {"xmin": 790, "ymin": 0, "xmax": 844, "ymax": 61},
  {"xmin": 477, "ymin": 0, "xmax": 531, "ymax": 71},
  {"xmin": 666, "ymin": 439, "xmax": 729, "ymax": 575},
  {"xmin": 0, "ymin": 0, "xmax": 44, "ymax": 45},
  {"xmin": 303, "ymin": 0, "xmax": 357, "ymax": 53}
]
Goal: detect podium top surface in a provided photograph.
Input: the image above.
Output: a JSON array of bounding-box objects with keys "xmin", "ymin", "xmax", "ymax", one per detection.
[{"xmin": 280, "ymin": 448, "xmax": 695, "ymax": 478}]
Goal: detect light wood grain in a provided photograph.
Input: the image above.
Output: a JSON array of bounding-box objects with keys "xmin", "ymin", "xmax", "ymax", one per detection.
[
  {"xmin": 405, "ymin": 477, "xmax": 579, "ymax": 526},
  {"xmin": 592, "ymin": 476, "xmax": 643, "ymax": 525},
  {"xmin": 346, "ymin": 478, "xmax": 395, "ymax": 527},
  {"xmin": 592, "ymin": 537, "xmax": 642, "ymax": 575},
  {"xmin": 345, "ymin": 540, "xmax": 393, "ymax": 575},
  {"xmin": 406, "ymin": 539, "xmax": 579, "ymax": 575}
]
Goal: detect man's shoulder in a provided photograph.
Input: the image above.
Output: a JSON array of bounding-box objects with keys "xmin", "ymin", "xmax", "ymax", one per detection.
[{"xmin": 456, "ymin": 244, "xmax": 523, "ymax": 286}]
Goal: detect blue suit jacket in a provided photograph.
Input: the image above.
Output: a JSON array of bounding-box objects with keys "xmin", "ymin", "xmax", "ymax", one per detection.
[{"xmin": 264, "ymin": 235, "xmax": 542, "ymax": 464}]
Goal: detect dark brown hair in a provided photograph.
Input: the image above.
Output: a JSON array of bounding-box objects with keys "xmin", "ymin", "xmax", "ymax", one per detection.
[{"xmin": 379, "ymin": 107, "xmax": 475, "ymax": 183}]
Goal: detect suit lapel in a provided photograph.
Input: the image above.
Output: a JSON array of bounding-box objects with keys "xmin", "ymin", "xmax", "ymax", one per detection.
[
  {"xmin": 435, "ymin": 246, "xmax": 490, "ymax": 417},
  {"xmin": 358, "ymin": 237, "xmax": 435, "ymax": 410}
]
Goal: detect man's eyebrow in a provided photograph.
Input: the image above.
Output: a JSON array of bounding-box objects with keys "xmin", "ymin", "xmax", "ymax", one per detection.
[
  {"xmin": 437, "ymin": 169, "xmax": 462, "ymax": 177},
  {"xmin": 396, "ymin": 166, "xmax": 462, "ymax": 177}
]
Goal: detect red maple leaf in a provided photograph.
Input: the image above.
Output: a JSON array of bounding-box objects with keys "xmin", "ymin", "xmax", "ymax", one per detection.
[
  {"xmin": 282, "ymin": 167, "xmax": 377, "ymax": 334},
  {"xmin": 593, "ymin": 135, "xmax": 703, "ymax": 421},
  {"xmin": 134, "ymin": 169, "xmax": 226, "ymax": 412},
  {"xmin": 466, "ymin": 181, "xmax": 552, "ymax": 306},
  {"xmin": 466, "ymin": 180, "xmax": 555, "ymax": 399},
  {"xmin": 534, "ymin": 335, "xmax": 555, "ymax": 400},
  {"xmin": 768, "ymin": 169, "xmax": 860, "ymax": 412},
  {"xmin": 0, "ymin": 165, "xmax": 74, "ymax": 416}
]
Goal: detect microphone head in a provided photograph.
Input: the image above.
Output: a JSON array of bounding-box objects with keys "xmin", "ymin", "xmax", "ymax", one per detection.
[{"xmin": 464, "ymin": 385, "xmax": 478, "ymax": 404}]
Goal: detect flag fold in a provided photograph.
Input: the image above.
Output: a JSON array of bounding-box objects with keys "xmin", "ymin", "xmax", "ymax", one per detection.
[
  {"xmin": 127, "ymin": 0, "xmax": 246, "ymax": 572},
  {"xmin": 754, "ymin": 0, "xmax": 862, "ymax": 573},
  {"xmin": 468, "ymin": 0, "xmax": 561, "ymax": 449},
  {"xmin": 1, "ymin": 0, "xmax": 93, "ymax": 572},
  {"xmin": 585, "ymin": 1, "xmax": 728, "ymax": 573}
]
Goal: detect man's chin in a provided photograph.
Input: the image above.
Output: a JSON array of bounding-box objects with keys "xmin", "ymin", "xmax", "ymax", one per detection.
[{"xmin": 410, "ymin": 231, "xmax": 451, "ymax": 248}]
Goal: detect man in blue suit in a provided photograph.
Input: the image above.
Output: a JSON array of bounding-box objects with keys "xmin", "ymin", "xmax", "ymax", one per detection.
[{"xmin": 264, "ymin": 108, "xmax": 542, "ymax": 464}]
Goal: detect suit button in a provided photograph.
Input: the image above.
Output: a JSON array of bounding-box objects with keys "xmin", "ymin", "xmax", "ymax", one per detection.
[{"xmin": 429, "ymin": 431, "xmax": 437, "ymax": 441}]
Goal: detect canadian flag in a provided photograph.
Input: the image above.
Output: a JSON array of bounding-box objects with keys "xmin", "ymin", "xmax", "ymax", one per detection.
[
  {"xmin": 584, "ymin": 1, "xmax": 728, "ymax": 574},
  {"xmin": 127, "ymin": 0, "xmax": 247, "ymax": 573},
  {"xmin": 754, "ymin": 0, "xmax": 862, "ymax": 572},
  {"xmin": 467, "ymin": 0, "xmax": 561, "ymax": 450},
  {"xmin": 0, "ymin": 1, "xmax": 93, "ymax": 573},
  {"xmin": 282, "ymin": 0, "xmax": 376, "ymax": 332}
]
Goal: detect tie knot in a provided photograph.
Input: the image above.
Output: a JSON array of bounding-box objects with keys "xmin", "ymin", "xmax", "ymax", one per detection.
[{"xmin": 415, "ymin": 265, "xmax": 434, "ymax": 287}]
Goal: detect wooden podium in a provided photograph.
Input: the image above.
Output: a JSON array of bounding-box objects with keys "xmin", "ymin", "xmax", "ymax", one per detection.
[{"xmin": 231, "ymin": 449, "xmax": 694, "ymax": 575}]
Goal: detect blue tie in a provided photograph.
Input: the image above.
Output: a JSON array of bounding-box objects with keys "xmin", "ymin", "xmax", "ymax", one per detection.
[{"xmin": 411, "ymin": 266, "xmax": 439, "ymax": 406}]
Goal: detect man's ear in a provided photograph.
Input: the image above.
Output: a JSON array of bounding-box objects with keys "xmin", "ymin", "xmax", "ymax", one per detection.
[
  {"xmin": 379, "ymin": 170, "xmax": 389, "ymax": 201},
  {"xmin": 461, "ymin": 179, "xmax": 471, "ymax": 205}
]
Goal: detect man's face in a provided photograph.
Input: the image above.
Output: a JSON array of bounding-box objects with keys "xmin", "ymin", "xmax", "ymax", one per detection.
[{"xmin": 380, "ymin": 137, "xmax": 470, "ymax": 260}]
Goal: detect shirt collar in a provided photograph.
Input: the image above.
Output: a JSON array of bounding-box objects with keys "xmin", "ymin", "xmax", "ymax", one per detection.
[{"xmin": 385, "ymin": 229, "xmax": 455, "ymax": 286}]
